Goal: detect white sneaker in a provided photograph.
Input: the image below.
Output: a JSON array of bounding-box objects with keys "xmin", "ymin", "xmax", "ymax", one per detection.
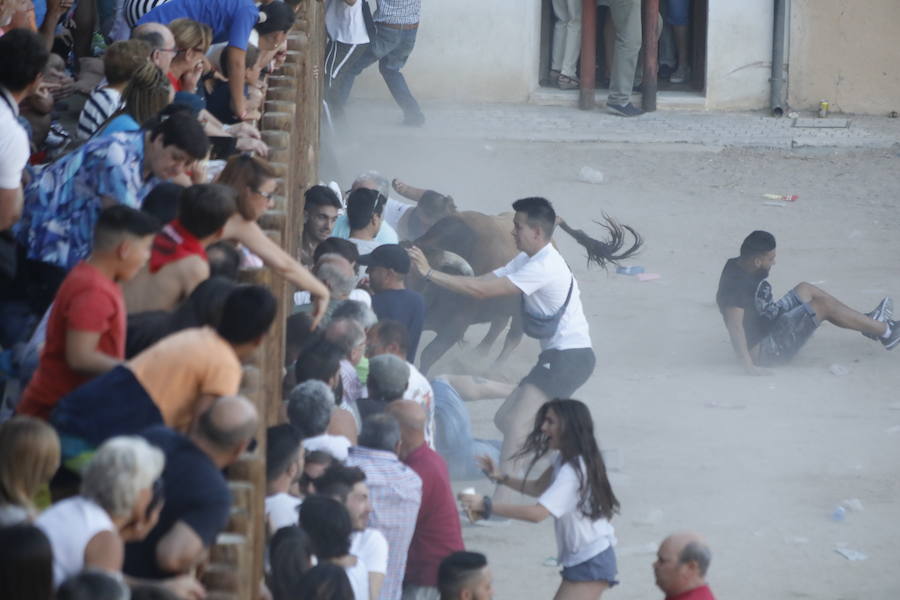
[{"xmin": 670, "ymin": 64, "xmax": 690, "ymax": 84}]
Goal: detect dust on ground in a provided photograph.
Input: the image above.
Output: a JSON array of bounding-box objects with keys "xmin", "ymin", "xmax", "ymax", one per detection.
[{"xmin": 328, "ymin": 100, "xmax": 900, "ymax": 600}]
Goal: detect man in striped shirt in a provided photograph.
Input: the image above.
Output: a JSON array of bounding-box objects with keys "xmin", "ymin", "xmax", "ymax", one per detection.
[
  {"xmin": 332, "ymin": 0, "xmax": 425, "ymax": 126},
  {"xmin": 347, "ymin": 413, "xmax": 422, "ymax": 600},
  {"xmin": 77, "ymin": 39, "xmax": 152, "ymax": 140}
]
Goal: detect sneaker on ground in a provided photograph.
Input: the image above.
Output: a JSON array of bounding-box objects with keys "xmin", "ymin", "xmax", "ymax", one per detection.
[
  {"xmin": 670, "ymin": 64, "xmax": 691, "ymax": 84},
  {"xmin": 882, "ymin": 320, "xmax": 900, "ymax": 350},
  {"xmin": 863, "ymin": 296, "xmax": 893, "ymax": 339},
  {"xmin": 607, "ymin": 102, "xmax": 643, "ymax": 117}
]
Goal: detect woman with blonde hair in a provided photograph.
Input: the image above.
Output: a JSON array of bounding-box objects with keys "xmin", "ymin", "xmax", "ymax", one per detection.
[
  {"xmin": 0, "ymin": 416, "xmax": 60, "ymax": 525},
  {"xmin": 167, "ymin": 18, "xmax": 212, "ymax": 93},
  {"xmin": 217, "ymin": 154, "xmax": 330, "ymax": 326},
  {"xmin": 98, "ymin": 62, "xmax": 174, "ymax": 137}
]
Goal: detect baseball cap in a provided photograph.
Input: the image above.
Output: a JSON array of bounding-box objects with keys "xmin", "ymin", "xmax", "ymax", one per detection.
[{"xmin": 358, "ymin": 244, "xmax": 410, "ymax": 274}]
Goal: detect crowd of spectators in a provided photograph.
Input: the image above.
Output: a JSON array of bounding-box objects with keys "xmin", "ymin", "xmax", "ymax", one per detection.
[{"xmin": 0, "ymin": 0, "xmax": 718, "ymax": 598}]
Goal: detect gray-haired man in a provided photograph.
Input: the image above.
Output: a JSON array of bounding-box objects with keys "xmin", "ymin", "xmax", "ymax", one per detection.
[{"xmin": 653, "ymin": 532, "xmax": 716, "ymax": 600}]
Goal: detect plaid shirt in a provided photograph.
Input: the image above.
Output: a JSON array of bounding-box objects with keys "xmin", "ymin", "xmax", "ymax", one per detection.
[
  {"xmin": 346, "ymin": 446, "xmax": 422, "ymax": 600},
  {"xmin": 374, "ymin": 0, "xmax": 420, "ymax": 25}
]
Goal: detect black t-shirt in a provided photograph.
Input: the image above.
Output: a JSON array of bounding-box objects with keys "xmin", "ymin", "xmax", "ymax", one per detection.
[
  {"xmin": 715, "ymin": 257, "xmax": 771, "ymax": 348},
  {"xmin": 372, "ymin": 289, "xmax": 426, "ymax": 362},
  {"xmin": 124, "ymin": 426, "xmax": 231, "ymax": 579}
]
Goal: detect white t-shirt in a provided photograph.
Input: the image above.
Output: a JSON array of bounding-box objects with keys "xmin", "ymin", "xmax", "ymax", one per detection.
[
  {"xmin": 0, "ymin": 87, "xmax": 30, "ymax": 191},
  {"xmin": 325, "ymin": 0, "xmax": 369, "ymax": 45},
  {"xmin": 304, "ymin": 433, "xmax": 352, "ymax": 461},
  {"xmin": 265, "ymin": 492, "xmax": 302, "ymax": 532},
  {"xmin": 36, "ymin": 496, "xmax": 116, "ymax": 587},
  {"xmin": 493, "ymin": 243, "xmax": 592, "ymax": 351},
  {"xmin": 404, "ymin": 363, "xmax": 435, "ymax": 448},
  {"xmin": 383, "ymin": 198, "xmax": 412, "ymax": 230},
  {"xmin": 293, "ymin": 287, "xmax": 371, "ymax": 308},
  {"xmin": 345, "ymin": 555, "xmax": 370, "ymax": 600},
  {"xmin": 351, "ymin": 528, "xmax": 389, "ymax": 575},
  {"xmin": 538, "ymin": 456, "xmax": 616, "ymax": 568}
]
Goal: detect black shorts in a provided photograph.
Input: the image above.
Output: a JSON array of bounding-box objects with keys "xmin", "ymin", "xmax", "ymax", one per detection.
[
  {"xmin": 756, "ymin": 290, "xmax": 820, "ymax": 366},
  {"xmin": 521, "ymin": 347, "xmax": 596, "ymax": 399}
]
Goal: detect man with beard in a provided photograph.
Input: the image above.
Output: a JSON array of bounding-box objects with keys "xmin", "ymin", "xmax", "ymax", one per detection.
[
  {"xmin": 716, "ymin": 230, "xmax": 898, "ymax": 375},
  {"xmin": 300, "ymin": 185, "xmax": 342, "ymax": 267}
]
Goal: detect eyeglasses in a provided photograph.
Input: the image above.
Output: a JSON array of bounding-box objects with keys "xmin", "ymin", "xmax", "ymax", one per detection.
[
  {"xmin": 157, "ymin": 46, "xmax": 178, "ymax": 54},
  {"xmin": 253, "ymin": 188, "xmax": 274, "ymax": 200}
]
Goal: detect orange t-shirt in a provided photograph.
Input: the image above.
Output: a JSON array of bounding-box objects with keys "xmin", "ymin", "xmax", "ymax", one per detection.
[
  {"xmin": 128, "ymin": 327, "xmax": 242, "ymax": 431},
  {"xmin": 19, "ymin": 262, "xmax": 125, "ymax": 420}
]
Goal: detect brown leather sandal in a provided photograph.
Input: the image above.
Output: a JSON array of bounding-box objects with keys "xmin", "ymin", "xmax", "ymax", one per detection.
[{"xmin": 557, "ymin": 74, "xmax": 580, "ymax": 90}]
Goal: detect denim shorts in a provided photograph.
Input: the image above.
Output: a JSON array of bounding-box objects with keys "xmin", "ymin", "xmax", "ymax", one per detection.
[
  {"xmin": 756, "ymin": 291, "xmax": 820, "ymax": 366},
  {"xmin": 561, "ymin": 545, "xmax": 619, "ymax": 585},
  {"xmin": 521, "ymin": 347, "xmax": 596, "ymax": 400},
  {"xmin": 664, "ymin": 0, "xmax": 690, "ymax": 25}
]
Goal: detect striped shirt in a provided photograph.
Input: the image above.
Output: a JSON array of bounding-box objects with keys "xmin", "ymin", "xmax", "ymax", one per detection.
[
  {"xmin": 346, "ymin": 446, "xmax": 421, "ymax": 600},
  {"xmin": 77, "ymin": 87, "xmax": 122, "ymax": 141},
  {"xmin": 124, "ymin": 0, "xmax": 169, "ymax": 28},
  {"xmin": 373, "ymin": 0, "xmax": 420, "ymax": 25}
]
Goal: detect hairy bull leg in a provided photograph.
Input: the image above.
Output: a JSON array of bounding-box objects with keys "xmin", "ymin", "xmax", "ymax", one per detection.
[
  {"xmin": 419, "ymin": 328, "xmax": 463, "ymax": 376},
  {"xmin": 474, "ymin": 316, "xmax": 508, "ymax": 355}
]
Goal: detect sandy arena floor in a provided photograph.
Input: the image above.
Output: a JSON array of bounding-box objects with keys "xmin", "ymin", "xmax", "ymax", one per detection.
[{"xmin": 328, "ymin": 100, "xmax": 900, "ymax": 600}]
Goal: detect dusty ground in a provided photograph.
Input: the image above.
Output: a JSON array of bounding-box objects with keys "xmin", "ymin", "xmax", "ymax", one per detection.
[{"xmin": 328, "ymin": 100, "xmax": 900, "ymax": 600}]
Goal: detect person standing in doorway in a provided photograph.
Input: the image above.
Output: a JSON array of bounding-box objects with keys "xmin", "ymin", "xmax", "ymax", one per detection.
[
  {"xmin": 549, "ymin": 0, "xmax": 582, "ymax": 90},
  {"xmin": 332, "ymin": 0, "xmax": 426, "ymax": 126}
]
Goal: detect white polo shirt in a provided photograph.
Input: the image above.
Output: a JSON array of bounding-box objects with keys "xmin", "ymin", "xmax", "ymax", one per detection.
[
  {"xmin": 493, "ymin": 243, "xmax": 592, "ymax": 352},
  {"xmin": 0, "ymin": 86, "xmax": 30, "ymax": 192}
]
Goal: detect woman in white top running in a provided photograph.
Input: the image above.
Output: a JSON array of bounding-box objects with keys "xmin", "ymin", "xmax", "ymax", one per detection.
[{"xmin": 461, "ymin": 399, "xmax": 620, "ymax": 600}]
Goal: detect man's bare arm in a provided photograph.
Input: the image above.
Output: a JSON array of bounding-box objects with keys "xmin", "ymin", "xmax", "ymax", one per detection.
[
  {"xmin": 407, "ymin": 247, "xmax": 519, "ymax": 299},
  {"xmin": 722, "ymin": 307, "xmax": 769, "ymax": 376}
]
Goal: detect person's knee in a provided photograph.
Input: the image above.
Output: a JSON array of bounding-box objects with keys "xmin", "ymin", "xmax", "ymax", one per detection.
[{"xmin": 793, "ymin": 281, "xmax": 817, "ymax": 300}]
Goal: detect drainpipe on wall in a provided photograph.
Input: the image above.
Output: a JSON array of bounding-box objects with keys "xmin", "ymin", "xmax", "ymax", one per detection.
[
  {"xmin": 580, "ymin": 0, "xmax": 598, "ymax": 110},
  {"xmin": 770, "ymin": 0, "xmax": 789, "ymax": 116}
]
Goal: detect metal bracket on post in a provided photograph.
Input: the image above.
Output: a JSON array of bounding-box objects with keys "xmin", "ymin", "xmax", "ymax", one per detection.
[
  {"xmin": 641, "ymin": 0, "xmax": 659, "ymax": 112},
  {"xmin": 579, "ymin": 0, "xmax": 597, "ymax": 110}
]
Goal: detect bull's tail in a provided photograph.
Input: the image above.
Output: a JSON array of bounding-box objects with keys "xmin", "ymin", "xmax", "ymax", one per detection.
[{"xmin": 558, "ymin": 214, "xmax": 643, "ymax": 269}]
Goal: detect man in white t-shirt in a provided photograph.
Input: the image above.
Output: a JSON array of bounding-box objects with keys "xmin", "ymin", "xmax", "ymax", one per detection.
[
  {"xmin": 0, "ymin": 30, "xmax": 49, "ymax": 233},
  {"xmin": 346, "ymin": 187, "xmax": 392, "ymax": 264},
  {"xmin": 408, "ymin": 197, "xmax": 595, "ymax": 498},
  {"xmin": 265, "ymin": 424, "xmax": 304, "ymax": 533},
  {"xmin": 316, "ymin": 464, "xmax": 390, "ymax": 600},
  {"xmin": 332, "ymin": 171, "xmax": 400, "ymax": 244},
  {"xmin": 324, "ymin": 0, "xmax": 370, "ymax": 119}
]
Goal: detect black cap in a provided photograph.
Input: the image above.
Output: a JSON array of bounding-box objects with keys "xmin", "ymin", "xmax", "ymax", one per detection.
[{"xmin": 358, "ymin": 244, "xmax": 410, "ymax": 274}]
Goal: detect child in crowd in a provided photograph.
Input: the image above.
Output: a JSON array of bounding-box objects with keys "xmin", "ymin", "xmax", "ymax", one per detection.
[{"xmin": 17, "ymin": 206, "xmax": 159, "ymax": 421}]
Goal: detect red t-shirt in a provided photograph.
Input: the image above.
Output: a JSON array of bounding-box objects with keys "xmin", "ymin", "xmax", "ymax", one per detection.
[
  {"xmin": 149, "ymin": 220, "xmax": 208, "ymax": 274},
  {"xmin": 403, "ymin": 444, "xmax": 465, "ymax": 586},
  {"xmin": 167, "ymin": 72, "xmax": 183, "ymax": 92},
  {"xmin": 668, "ymin": 585, "xmax": 716, "ymax": 600},
  {"xmin": 19, "ymin": 262, "xmax": 126, "ymax": 420}
]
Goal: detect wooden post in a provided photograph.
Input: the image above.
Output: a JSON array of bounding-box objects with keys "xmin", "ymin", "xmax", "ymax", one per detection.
[
  {"xmin": 641, "ymin": 0, "xmax": 659, "ymax": 112},
  {"xmin": 579, "ymin": 0, "xmax": 597, "ymax": 110}
]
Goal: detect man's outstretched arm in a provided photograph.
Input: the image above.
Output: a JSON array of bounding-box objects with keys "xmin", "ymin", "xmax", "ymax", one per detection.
[
  {"xmin": 407, "ymin": 246, "xmax": 520, "ymax": 299},
  {"xmin": 722, "ymin": 307, "xmax": 770, "ymax": 376}
]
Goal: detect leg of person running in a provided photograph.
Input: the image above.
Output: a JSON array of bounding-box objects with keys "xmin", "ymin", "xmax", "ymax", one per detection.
[
  {"xmin": 792, "ymin": 282, "xmax": 887, "ymax": 337},
  {"xmin": 391, "ymin": 178, "xmax": 428, "ymax": 201},
  {"xmin": 554, "ymin": 580, "xmax": 610, "ymax": 600},
  {"xmin": 493, "ymin": 383, "xmax": 549, "ymax": 501}
]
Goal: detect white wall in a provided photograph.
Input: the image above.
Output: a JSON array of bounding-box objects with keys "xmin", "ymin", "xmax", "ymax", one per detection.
[
  {"xmin": 353, "ymin": 0, "xmax": 542, "ymax": 103},
  {"xmin": 704, "ymin": 1, "xmax": 774, "ymax": 110},
  {"xmin": 353, "ymin": 0, "xmax": 777, "ymax": 110}
]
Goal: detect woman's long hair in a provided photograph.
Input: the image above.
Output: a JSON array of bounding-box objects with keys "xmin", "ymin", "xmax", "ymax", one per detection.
[
  {"xmin": 0, "ymin": 417, "xmax": 60, "ymax": 515},
  {"xmin": 514, "ymin": 399, "xmax": 619, "ymax": 520}
]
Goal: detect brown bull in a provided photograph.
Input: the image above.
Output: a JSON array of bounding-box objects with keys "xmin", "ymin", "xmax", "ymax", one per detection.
[{"xmin": 409, "ymin": 210, "xmax": 642, "ymax": 374}]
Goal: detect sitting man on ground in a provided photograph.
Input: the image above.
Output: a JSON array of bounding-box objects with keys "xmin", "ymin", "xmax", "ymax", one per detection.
[
  {"xmin": 388, "ymin": 401, "xmax": 464, "ymax": 600},
  {"xmin": 358, "ymin": 354, "xmax": 410, "ymax": 422},
  {"xmin": 717, "ymin": 230, "xmax": 897, "ymax": 375},
  {"xmin": 438, "ymin": 552, "xmax": 493, "ymax": 600},
  {"xmin": 52, "ymin": 285, "xmax": 277, "ymax": 464},
  {"xmin": 265, "ymin": 423, "xmax": 304, "ymax": 533},
  {"xmin": 346, "ymin": 414, "xmax": 421, "ymax": 600},
  {"xmin": 300, "ymin": 185, "xmax": 342, "ymax": 267},
  {"xmin": 361, "ymin": 244, "xmax": 425, "ymax": 362},
  {"xmin": 124, "ymin": 183, "xmax": 238, "ymax": 313},
  {"xmin": 287, "ymin": 380, "xmax": 353, "ymax": 460},
  {"xmin": 653, "ymin": 532, "xmax": 716, "ymax": 600},
  {"xmin": 124, "ymin": 396, "xmax": 258, "ymax": 581},
  {"xmin": 315, "ymin": 464, "xmax": 389, "ymax": 600},
  {"xmin": 367, "ymin": 320, "xmax": 435, "ymax": 447},
  {"xmin": 18, "ymin": 206, "xmax": 159, "ymax": 421}
]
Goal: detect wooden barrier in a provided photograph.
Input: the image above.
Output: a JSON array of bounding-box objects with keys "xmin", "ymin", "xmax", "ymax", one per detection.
[{"xmin": 202, "ymin": 1, "xmax": 325, "ymax": 598}]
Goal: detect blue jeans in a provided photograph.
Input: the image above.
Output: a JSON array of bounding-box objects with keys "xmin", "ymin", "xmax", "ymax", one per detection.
[
  {"xmin": 432, "ymin": 379, "xmax": 500, "ymax": 480},
  {"xmin": 334, "ymin": 24, "xmax": 423, "ymax": 119}
]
